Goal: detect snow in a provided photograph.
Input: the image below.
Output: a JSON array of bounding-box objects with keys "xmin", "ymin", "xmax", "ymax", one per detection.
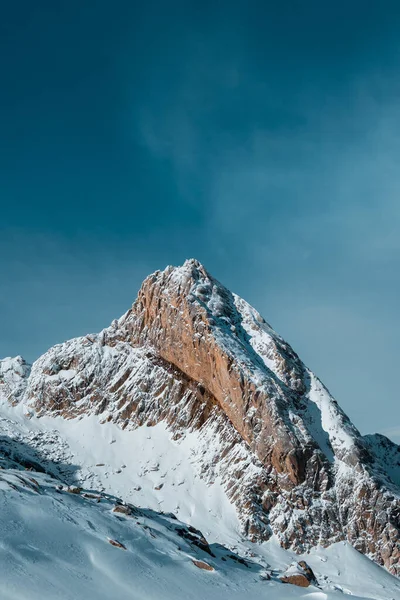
[
  {"xmin": 0, "ymin": 400, "xmax": 245, "ymax": 547},
  {"xmin": 363, "ymin": 432, "xmax": 400, "ymax": 488},
  {"xmin": 0, "ymin": 468, "xmax": 267, "ymax": 600},
  {"xmin": 233, "ymin": 293, "xmax": 289, "ymax": 377},
  {"xmin": 0, "ymin": 466, "xmax": 398, "ymax": 600},
  {"xmin": 303, "ymin": 372, "xmax": 358, "ymax": 459},
  {"xmin": 0, "ymin": 356, "xmax": 31, "ymax": 404},
  {"xmin": 0, "ymin": 400, "xmax": 399, "ymax": 599}
]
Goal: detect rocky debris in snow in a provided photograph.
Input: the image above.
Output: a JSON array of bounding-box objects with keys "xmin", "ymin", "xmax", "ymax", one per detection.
[
  {"xmin": 175, "ymin": 525, "xmax": 215, "ymax": 557},
  {"xmin": 192, "ymin": 559, "xmax": 214, "ymax": 571},
  {"xmin": 0, "ymin": 443, "xmax": 398, "ymax": 599},
  {"xmin": 298, "ymin": 561, "xmax": 317, "ymax": 583},
  {"xmin": 112, "ymin": 504, "xmax": 135, "ymax": 516},
  {"xmin": 281, "ymin": 561, "xmax": 318, "ymax": 587},
  {"xmin": 108, "ymin": 538, "xmax": 127, "ymax": 550},
  {"xmin": 82, "ymin": 493, "xmax": 101, "ymax": 501},
  {"xmin": 227, "ymin": 554, "xmax": 249, "ymax": 568}
]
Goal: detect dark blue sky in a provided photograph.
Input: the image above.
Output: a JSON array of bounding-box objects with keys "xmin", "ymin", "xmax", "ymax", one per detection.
[{"xmin": 1, "ymin": 1, "xmax": 400, "ymax": 440}]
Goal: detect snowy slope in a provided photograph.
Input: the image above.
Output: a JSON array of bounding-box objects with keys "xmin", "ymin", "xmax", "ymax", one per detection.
[
  {"xmin": 0, "ymin": 406, "xmax": 399, "ymax": 600},
  {"xmin": 363, "ymin": 433, "xmax": 400, "ymax": 488}
]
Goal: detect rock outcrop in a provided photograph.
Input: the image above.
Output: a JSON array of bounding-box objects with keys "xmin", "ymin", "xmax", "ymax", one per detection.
[
  {"xmin": 4, "ymin": 259, "xmax": 400, "ymax": 576},
  {"xmin": 0, "ymin": 356, "xmax": 30, "ymax": 405},
  {"xmin": 281, "ymin": 561, "xmax": 317, "ymax": 587}
]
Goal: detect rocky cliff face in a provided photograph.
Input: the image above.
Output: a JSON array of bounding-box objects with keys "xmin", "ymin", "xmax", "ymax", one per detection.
[
  {"xmin": 5, "ymin": 260, "xmax": 400, "ymax": 576},
  {"xmin": 0, "ymin": 356, "xmax": 30, "ymax": 405}
]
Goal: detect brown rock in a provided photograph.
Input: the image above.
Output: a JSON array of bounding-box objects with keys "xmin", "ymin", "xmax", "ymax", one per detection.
[
  {"xmin": 175, "ymin": 526, "xmax": 215, "ymax": 556},
  {"xmin": 298, "ymin": 561, "xmax": 317, "ymax": 583},
  {"xmin": 82, "ymin": 493, "xmax": 102, "ymax": 501},
  {"xmin": 192, "ymin": 560, "xmax": 214, "ymax": 571},
  {"xmin": 281, "ymin": 574, "xmax": 311, "ymax": 587},
  {"xmin": 112, "ymin": 504, "xmax": 134, "ymax": 516},
  {"xmin": 281, "ymin": 561, "xmax": 317, "ymax": 588},
  {"xmin": 108, "ymin": 539, "xmax": 126, "ymax": 550}
]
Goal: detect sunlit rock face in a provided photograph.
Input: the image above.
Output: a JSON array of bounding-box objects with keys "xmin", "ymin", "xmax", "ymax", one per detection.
[{"xmin": 11, "ymin": 259, "xmax": 399, "ymax": 576}]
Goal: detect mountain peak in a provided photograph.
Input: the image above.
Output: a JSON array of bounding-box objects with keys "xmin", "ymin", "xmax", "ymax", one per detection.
[
  {"xmin": 182, "ymin": 257, "xmax": 206, "ymax": 270},
  {"xmin": 5, "ymin": 262, "xmax": 400, "ymax": 577},
  {"xmin": 145, "ymin": 258, "xmax": 212, "ymax": 290}
]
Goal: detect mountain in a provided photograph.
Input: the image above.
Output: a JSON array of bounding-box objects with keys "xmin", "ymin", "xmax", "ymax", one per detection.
[{"xmin": 0, "ymin": 259, "xmax": 399, "ymax": 599}]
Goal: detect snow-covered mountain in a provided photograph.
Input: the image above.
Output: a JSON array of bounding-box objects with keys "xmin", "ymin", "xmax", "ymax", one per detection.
[{"xmin": 0, "ymin": 259, "xmax": 399, "ymax": 599}]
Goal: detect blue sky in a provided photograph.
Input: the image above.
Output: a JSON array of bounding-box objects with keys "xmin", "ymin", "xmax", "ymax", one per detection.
[{"xmin": 1, "ymin": 1, "xmax": 400, "ymax": 441}]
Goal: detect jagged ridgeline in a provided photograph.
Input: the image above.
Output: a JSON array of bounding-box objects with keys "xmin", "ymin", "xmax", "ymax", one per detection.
[{"xmin": 2, "ymin": 259, "xmax": 399, "ymax": 576}]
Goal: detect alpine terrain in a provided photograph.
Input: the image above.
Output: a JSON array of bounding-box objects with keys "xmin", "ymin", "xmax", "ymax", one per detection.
[{"xmin": 0, "ymin": 259, "xmax": 399, "ymax": 600}]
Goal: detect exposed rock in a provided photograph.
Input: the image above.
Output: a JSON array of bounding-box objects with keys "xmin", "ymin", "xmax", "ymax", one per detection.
[
  {"xmin": 175, "ymin": 526, "xmax": 215, "ymax": 556},
  {"xmin": 82, "ymin": 493, "xmax": 101, "ymax": 501},
  {"xmin": 108, "ymin": 538, "xmax": 126, "ymax": 550},
  {"xmin": 0, "ymin": 356, "xmax": 31, "ymax": 405},
  {"xmin": 192, "ymin": 560, "xmax": 214, "ymax": 571},
  {"xmin": 281, "ymin": 573, "xmax": 311, "ymax": 587},
  {"xmin": 298, "ymin": 561, "xmax": 317, "ymax": 583},
  {"xmin": 112, "ymin": 504, "xmax": 134, "ymax": 516},
  {"xmin": 281, "ymin": 561, "xmax": 317, "ymax": 587},
  {"xmin": 227, "ymin": 554, "xmax": 249, "ymax": 567}
]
